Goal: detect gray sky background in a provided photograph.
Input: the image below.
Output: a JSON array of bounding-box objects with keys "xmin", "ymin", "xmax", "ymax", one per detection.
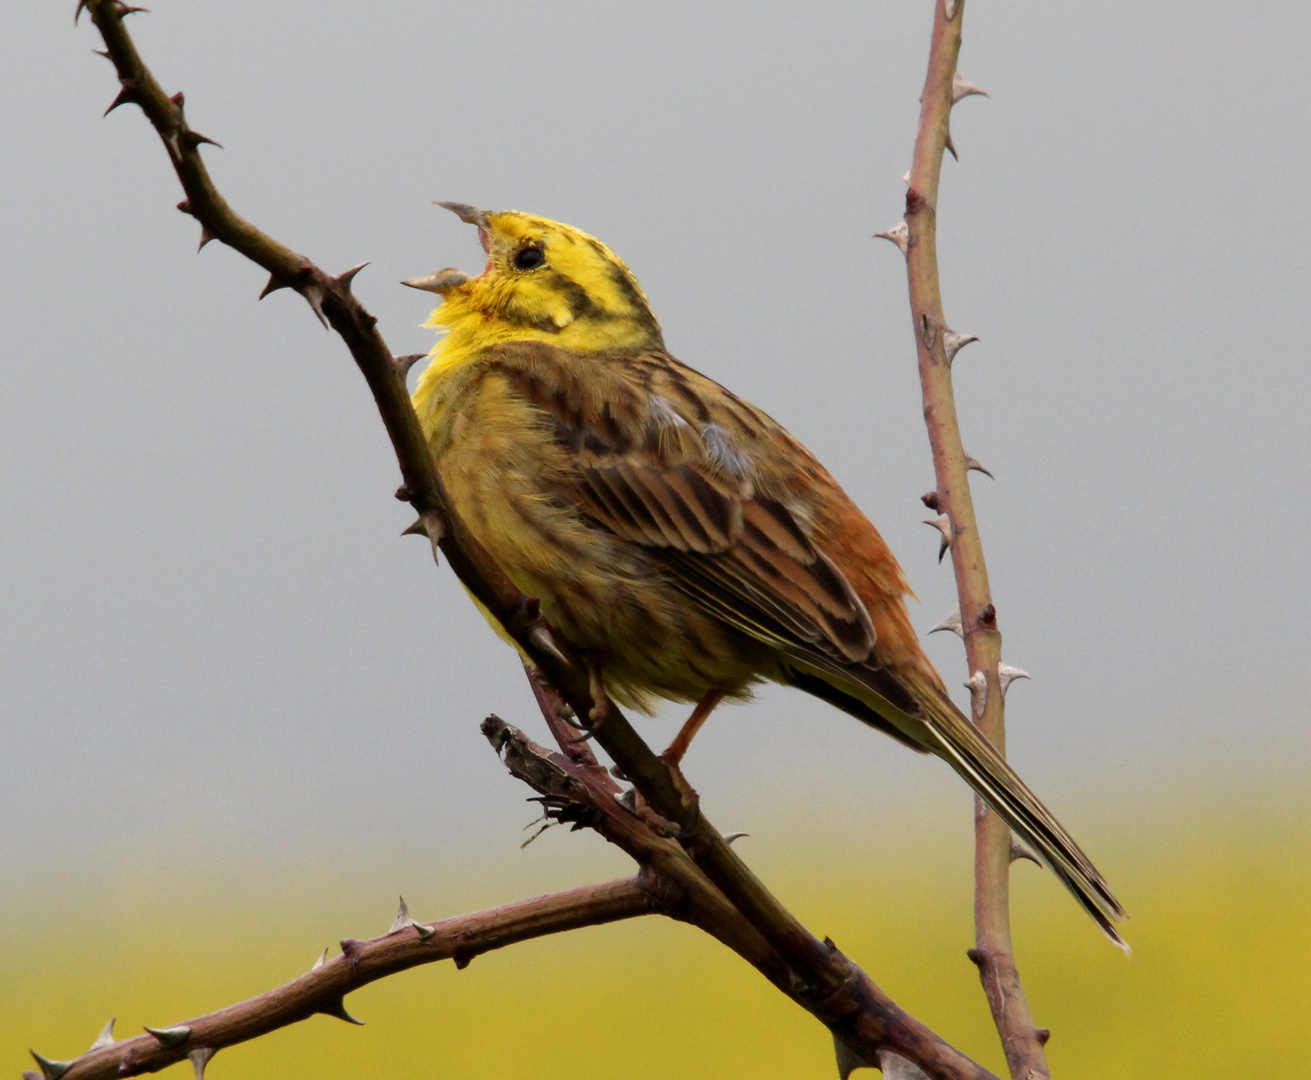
[{"xmin": 3, "ymin": 2, "xmax": 1308, "ymax": 898}]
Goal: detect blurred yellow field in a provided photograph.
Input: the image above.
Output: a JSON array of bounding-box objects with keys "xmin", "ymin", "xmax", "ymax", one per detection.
[{"xmin": 6, "ymin": 792, "xmax": 1308, "ymax": 1080}]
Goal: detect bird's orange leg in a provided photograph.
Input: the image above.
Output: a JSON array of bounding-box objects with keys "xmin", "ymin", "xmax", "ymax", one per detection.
[{"xmin": 660, "ymin": 689, "xmax": 726, "ymax": 766}]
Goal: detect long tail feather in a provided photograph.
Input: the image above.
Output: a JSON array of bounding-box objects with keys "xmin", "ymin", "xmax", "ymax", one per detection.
[
  {"xmin": 911, "ymin": 685, "xmax": 1128, "ymax": 948},
  {"xmin": 788, "ymin": 658, "xmax": 1127, "ymax": 946}
]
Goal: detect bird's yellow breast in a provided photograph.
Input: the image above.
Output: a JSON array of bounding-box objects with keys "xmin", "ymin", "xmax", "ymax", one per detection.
[
  {"xmin": 413, "ymin": 336, "xmax": 578, "ymax": 581},
  {"xmin": 411, "ymin": 337, "xmax": 769, "ymax": 711}
]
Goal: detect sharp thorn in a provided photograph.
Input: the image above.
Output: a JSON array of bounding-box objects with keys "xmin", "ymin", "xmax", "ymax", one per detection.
[
  {"xmin": 92, "ymin": 48, "xmax": 111, "ymax": 59},
  {"xmin": 901, "ymin": 171, "xmax": 910, "ymax": 185},
  {"xmin": 303, "ymin": 284, "xmax": 329, "ymax": 330},
  {"xmin": 144, "ymin": 1026, "xmax": 191, "ymax": 1050},
  {"xmin": 723, "ymin": 832, "xmax": 750, "ymax": 845},
  {"xmin": 258, "ymin": 274, "xmax": 289, "ymax": 300},
  {"xmin": 413, "ymin": 921, "xmax": 436, "ymax": 940},
  {"xmin": 944, "ymin": 0, "xmax": 959, "ymax": 20},
  {"xmin": 964, "ymin": 454, "xmax": 994, "ymax": 479},
  {"xmin": 198, "ymin": 225, "xmax": 218, "ymax": 251},
  {"xmin": 920, "ymin": 490, "xmax": 940, "ymax": 511},
  {"xmin": 89, "ymin": 1018, "xmax": 117, "ymax": 1052},
  {"xmin": 963, "ymin": 670, "xmax": 988, "ymax": 716},
  {"xmin": 170, "ymin": 91, "xmax": 185, "ymax": 106},
  {"xmin": 399, "ymin": 506, "xmax": 440, "ymax": 550},
  {"xmin": 188, "ymin": 1048, "xmax": 216, "ymax": 1080},
  {"xmin": 1035, "ymin": 1028, "xmax": 1052, "ymax": 1046},
  {"xmin": 104, "ymin": 87, "xmax": 137, "ymax": 116},
  {"xmin": 421, "ymin": 510, "xmax": 446, "ymax": 549},
  {"xmin": 944, "ymin": 130, "xmax": 957, "ymax": 160},
  {"xmin": 176, "ymin": 199, "xmax": 192, "ymax": 216},
  {"xmin": 120, "ymin": 5, "xmax": 151, "ymax": 14},
  {"xmin": 310, "ymin": 947, "xmax": 328, "ymax": 972},
  {"xmin": 335, "ymin": 262, "xmax": 370, "ymax": 291},
  {"xmin": 942, "ymin": 329, "xmax": 978, "ymax": 363},
  {"xmin": 873, "ymin": 221, "xmax": 908, "ymax": 256},
  {"xmin": 183, "ymin": 131, "xmax": 223, "ymax": 149},
  {"xmin": 952, "ymin": 74, "xmax": 989, "ymax": 104},
  {"xmin": 929, "ymin": 606, "xmax": 964, "ymax": 638},
  {"xmin": 75, "ymin": 0, "xmax": 89, "ymax": 24},
  {"xmin": 1010, "ymin": 835, "xmax": 1043, "ymax": 866},
  {"xmin": 393, "ymin": 353, "xmax": 427, "ymax": 377},
  {"xmin": 923, "ymin": 513, "xmax": 954, "ymax": 562},
  {"xmin": 318, "ymin": 997, "xmax": 365, "ymax": 1025},
  {"xmin": 29, "ymin": 1053, "xmax": 73, "ymax": 1080},
  {"xmin": 876, "ymin": 1050, "xmax": 930, "ymax": 1080},
  {"xmin": 529, "ymin": 626, "xmax": 570, "ymax": 667},
  {"xmin": 389, "ymin": 895, "xmax": 414, "ymax": 935},
  {"xmin": 997, "ymin": 663, "xmax": 1032, "ymax": 697},
  {"xmin": 833, "ymin": 1034, "xmax": 877, "ymax": 1080}
]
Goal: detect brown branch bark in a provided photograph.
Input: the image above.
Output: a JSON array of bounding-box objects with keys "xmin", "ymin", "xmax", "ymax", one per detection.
[
  {"xmin": 25, "ymin": 879, "xmax": 653, "ymax": 1080},
  {"xmin": 897, "ymin": 2, "xmax": 1052, "ymax": 1077},
  {"xmin": 64, "ymin": 3, "xmax": 1005, "ymax": 1078},
  {"xmin": 485, "ymin": 717, "xmax": 998, "ymax": 1080}
]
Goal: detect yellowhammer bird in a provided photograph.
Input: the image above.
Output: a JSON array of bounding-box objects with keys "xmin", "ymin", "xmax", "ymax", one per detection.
[{"xmin": 406, "ymin": 204, "xmax": 1126, "ymax": 946}]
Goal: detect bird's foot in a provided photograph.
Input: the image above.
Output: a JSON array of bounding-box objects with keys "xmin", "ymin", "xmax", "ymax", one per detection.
[{"xmin": 585, "ymin": 659, "xmax": 612, "ymax": 732}]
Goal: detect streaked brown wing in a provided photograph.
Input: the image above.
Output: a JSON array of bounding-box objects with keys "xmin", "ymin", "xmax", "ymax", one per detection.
[
  {"xmin": 488, "ymin": 341, "xmax": 876, "ymax": 664},
  {"xmin": 577, "ymin": 460, "xmax": 740, "ymax": 553}
]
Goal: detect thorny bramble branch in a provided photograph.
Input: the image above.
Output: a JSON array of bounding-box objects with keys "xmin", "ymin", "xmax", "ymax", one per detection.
[
  {"xmin": 24, "ymin": 876, "xmax": 653, "ymax": 1080},
  {"xmin": 880, "ymin": 1, "xmax": 1053, "ymax": 1077}
]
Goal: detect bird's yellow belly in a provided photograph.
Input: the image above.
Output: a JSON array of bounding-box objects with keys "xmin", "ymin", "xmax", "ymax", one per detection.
[{"xmin": 436, "ymin": 431, "xmax": 767, "ymax": 712}]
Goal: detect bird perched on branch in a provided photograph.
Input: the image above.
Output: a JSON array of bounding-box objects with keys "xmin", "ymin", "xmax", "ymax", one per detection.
[{"xmin": 405, "ymin": 205, "xmax": 1125, "ymax": 945}]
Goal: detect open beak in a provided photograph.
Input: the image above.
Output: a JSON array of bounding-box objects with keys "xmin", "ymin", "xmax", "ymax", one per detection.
[{"xmin": 402, "ymin": 202, "xmax": 494, "ymax": 293}]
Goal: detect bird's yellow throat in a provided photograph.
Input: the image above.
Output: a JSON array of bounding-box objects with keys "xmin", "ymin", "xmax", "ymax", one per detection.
[{"xmin": 411, "ymin": 209, "xmax": 665, "ymax": 392}]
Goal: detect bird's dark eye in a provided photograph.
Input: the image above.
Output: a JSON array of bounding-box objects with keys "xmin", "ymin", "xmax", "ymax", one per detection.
[{"xmin": 513, "ymin": 246, "xmax": 545, "ymax": 270}]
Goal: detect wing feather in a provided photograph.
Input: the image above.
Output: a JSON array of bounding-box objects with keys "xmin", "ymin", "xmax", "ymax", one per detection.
[{"xmin": 487, "ymin": 342, "xmax": 877, "ymax": 664}]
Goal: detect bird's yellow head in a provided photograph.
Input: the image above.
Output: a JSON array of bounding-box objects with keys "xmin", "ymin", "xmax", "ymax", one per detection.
[{"xmin": 405, "ymin": 204, "xmax": 664, "ymax": 356}]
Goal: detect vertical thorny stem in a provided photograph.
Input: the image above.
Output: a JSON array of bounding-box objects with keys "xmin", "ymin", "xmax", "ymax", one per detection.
[{"xmin": 898, "ymin": 2, "xmax": 1053, "ymax": 1078}]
